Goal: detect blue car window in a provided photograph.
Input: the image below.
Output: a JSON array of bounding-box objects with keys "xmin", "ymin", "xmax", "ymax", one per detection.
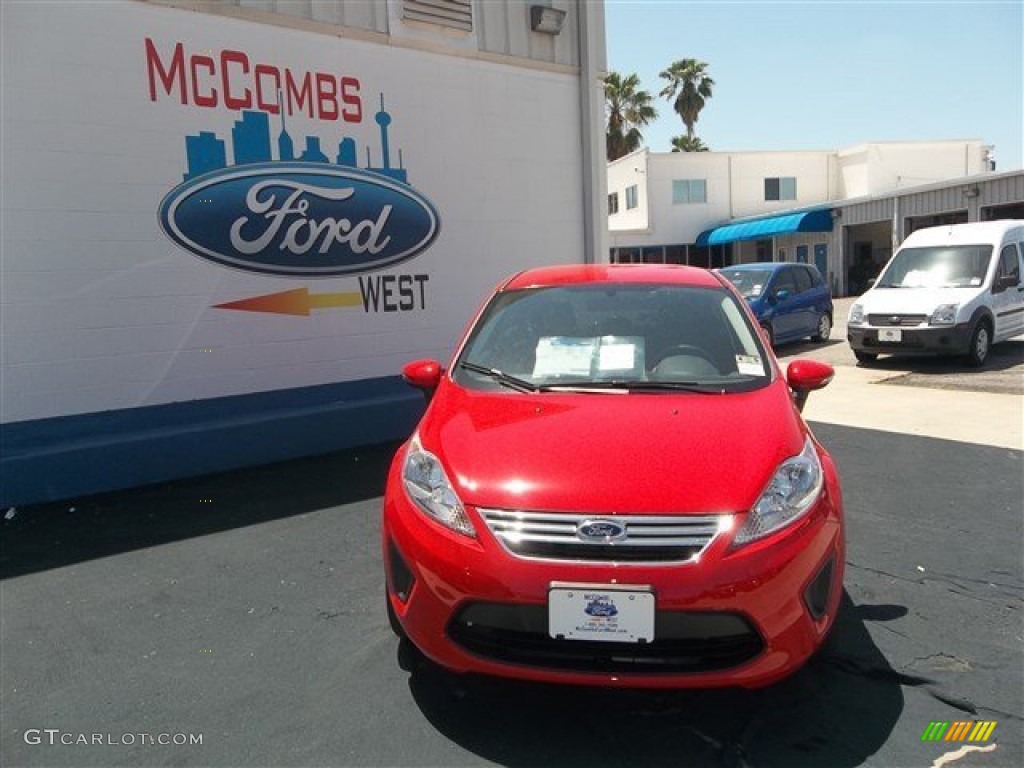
[
  {"xmin": 774, "ymin": 268, "xmax": 797, "ymax": 296},
  {"xmin": 794, "ymin": 267, "xmax": 813, "ymax": 293}
]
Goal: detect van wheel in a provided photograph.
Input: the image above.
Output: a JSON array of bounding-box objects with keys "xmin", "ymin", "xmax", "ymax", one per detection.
[
  {"xmin": 966, "ymin": 321, "xmax": 991, "ymax": 368},
  {"xmin": 813, "ymin": 313, "xmax": 832, "ymax": 342},
  {"xmin": 854, "ymin": 350, "xmax": 877, "ymax": 365}
]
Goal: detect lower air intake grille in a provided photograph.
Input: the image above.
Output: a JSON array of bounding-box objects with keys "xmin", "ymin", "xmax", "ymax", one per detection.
[{"xmin": 448, "ymin": 603, "xmax": 764, "ymax": 674}]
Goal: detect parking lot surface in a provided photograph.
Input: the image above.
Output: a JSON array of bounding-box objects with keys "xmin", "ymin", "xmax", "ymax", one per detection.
[
  {"xmin": 3, "ymin": 310, "xmax": 1022, "ymax": 768},
  {"xmin": 779, "ymin": 297, "xmax": 1023, "ymax": 449}
]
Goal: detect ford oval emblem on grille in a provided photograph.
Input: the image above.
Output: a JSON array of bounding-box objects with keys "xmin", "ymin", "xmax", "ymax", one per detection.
[{"xmin": 577, "ymin": 519, "xmax": 627, "ymax": 543}]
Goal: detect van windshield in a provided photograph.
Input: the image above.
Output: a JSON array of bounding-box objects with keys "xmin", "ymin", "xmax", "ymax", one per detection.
[{"xmin": 876, "ymin": 245, "xmax": 993, "ymax": 289}]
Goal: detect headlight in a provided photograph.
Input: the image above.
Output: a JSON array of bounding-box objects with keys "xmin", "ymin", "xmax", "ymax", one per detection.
[
  {"xmin": 929, "ymin": 304, "xmax": 958, "ymax": 326},
  {"xmin": 402, "ymin": 437, "xmax": 475, "ymax": 537},
  {"xmin": 734, "ymin": 436, "xmax": 823, "ymax": 546},
  {"xmin": 848, "ymin": 303, "xmax": 864, "ymax": 326}
]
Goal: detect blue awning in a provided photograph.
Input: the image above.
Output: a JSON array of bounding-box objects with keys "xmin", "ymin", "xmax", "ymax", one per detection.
[{"xmin": 696, "ymin": 209, "xmax": 833, "ymax": 246}]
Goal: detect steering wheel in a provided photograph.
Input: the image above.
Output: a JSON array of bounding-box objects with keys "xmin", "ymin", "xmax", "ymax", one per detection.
[{"xmin": 651, "ymin": 344, "xmax": 717, "ymax": 368}]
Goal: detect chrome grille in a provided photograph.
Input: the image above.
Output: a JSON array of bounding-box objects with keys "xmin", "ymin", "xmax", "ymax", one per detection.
[
  {"xmin": 867, "ymin": 314, "xmax": 927, "ymax": 327},
  {"xmin": 478, "ymin": 509, "xmax": 724, "ymax": 563}
]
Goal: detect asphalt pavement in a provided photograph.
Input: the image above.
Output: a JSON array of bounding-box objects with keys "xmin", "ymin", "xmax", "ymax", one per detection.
[
  {"xmin": 778, "ymin": 297, "xmax": 1023, "ymax": 449},
  {"xmin": 3, "ymin": 308, "xmax": 1023, "ymax": 768}
]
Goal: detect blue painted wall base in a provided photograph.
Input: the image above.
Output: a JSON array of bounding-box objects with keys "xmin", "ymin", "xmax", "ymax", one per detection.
[{"xmin": 1, "ymin": 377, "xmax": 424, "ymax": 507}]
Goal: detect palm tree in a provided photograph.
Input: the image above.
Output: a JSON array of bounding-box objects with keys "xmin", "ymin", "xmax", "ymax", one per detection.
[
  {"xmin": 670, "ymin": 135, "xmax": 709, "ymax": 152},
  {"xmin": 659, "ymin": 59, "xmax": 714, "ymax": 141},
  {"xmin": 604, "ymin": 71, "xmax": 658, "ymax": 161}
]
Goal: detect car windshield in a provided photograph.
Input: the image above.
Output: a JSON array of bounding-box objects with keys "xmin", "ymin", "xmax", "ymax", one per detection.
[
  {"xmin": 875, "ymin": 245, "xmax": 993, "ymax": 288},
  {"xmin": 454, "ymin": 283, "xmax": 771, "ymax": 393},
  {"xmin": 716, "ymin": 268, "xmax": 774, "ymax": 298}
]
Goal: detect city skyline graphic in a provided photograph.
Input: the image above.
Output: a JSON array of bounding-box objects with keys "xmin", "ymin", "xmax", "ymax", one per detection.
[{"xmin": 183, "ymin": 92, "xmax": 408, "ymax": 184}]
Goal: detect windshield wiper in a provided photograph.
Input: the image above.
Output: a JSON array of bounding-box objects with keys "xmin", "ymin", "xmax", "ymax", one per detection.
[
  {"xmin": 546, "ymin": 380, "xmax": 726, "ymax": 394},
  {"xmin": 458, "ymin": 361, "xmax": 539, "ymax": 393}
]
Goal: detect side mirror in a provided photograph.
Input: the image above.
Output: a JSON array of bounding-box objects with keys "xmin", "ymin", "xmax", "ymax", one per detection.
[
  {"xmin": 774, "ymin": 289, "xmax": 791, "ymax": 303},
  {"xmin": 787, "ymin": 359, "xmax": 834, "ymax": 412},
  {"xmin": 402, "ymin": 359, "xmax": 442, "ymax": 401},
  {"xmin": 866, "ymin": 277, "xmax": 876, "ymax": 289}
]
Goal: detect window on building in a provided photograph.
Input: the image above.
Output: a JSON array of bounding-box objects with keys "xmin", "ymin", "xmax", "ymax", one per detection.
[
  {"xmin": 608, "ymin": 192, "xmax": 619, "ymax": 215},
  {"xmin": 625, "ymin": 185, "xmax": 639, "ymax": 210},
  {"xmin": 765, "ymin": 177, "xmax": 797, "ymax": 201},
  {"xmin": 403, "ymin": 0, "xmax": 473, "ymax": 32},
  {"xmin": 672, "ymin": 179, "xmax": 707, "ymax": 204},
  {"xmin": 689, "ymin": 247, "xmax": 710, "ymax": 268}
]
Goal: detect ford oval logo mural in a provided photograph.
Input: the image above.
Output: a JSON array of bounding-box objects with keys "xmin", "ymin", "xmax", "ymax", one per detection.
[
  {"xmin": 577, "ymin": 519, "xmax": 627, "ymax": 543},
  {"xmin": 159, "ymin": 163, "xmax": 440, "ymax": 277}
]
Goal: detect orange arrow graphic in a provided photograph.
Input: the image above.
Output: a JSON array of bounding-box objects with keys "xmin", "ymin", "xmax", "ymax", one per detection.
[{"xmin": 214, "ymin": 288, "xmax": 362, "ymax": 316}]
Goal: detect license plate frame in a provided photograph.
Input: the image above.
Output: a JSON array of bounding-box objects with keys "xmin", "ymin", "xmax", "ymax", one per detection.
[
  {"xmin": 548, "ymin": 582, "xmax": 655, "ymax": 644},
  {"xmin": 878, "ymin": 328, "xmax": 903, "ymax": 342}
]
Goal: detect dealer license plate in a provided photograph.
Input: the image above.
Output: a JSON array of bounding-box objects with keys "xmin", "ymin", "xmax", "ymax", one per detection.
[
  {"xmin": 548, "ymin": 583, "xmax": 655, "ymax": 643},
  {"xmin": 878, "ymin": 328, "xmax": 902, "ymax": 342}
]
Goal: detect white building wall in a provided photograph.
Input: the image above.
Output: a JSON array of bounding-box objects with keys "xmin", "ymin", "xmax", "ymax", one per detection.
[
  {"xmin": 610, "ymin": 149, "xmax": 834, "ymax": 247},
  {"xmin": 606, "ymin": 149, "xmax": 650, "ymax": 233},
  {"xmin": 837, "ymin": 140, "xmax": 988, "ymax": 197},
  {"xmin": 174, "ymin": 0, "xmax": 587, "ymax": 69},
  {"xmin": 1, "ymin": 0, "xmax": 596, "ymax": 425},
  {"xmin": 727, "ymin": 151, "xmax": 833, "ymax": 219},
  {"xmin": 644, "ymin": 153, "xmax": 731, "ymax": 245},
  {"xmin": 610, "ymin": 140, "xmax": 997, "ymax": 255}
]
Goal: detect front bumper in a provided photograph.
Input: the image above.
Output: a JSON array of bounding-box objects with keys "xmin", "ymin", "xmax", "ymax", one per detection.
[
  {"xmin": 382, "ymin": 456, "xmax": 845, "ymax": 689},
  {"xmin": 847, "ymin": 323, "xmax": 972, "ymax": 356}
]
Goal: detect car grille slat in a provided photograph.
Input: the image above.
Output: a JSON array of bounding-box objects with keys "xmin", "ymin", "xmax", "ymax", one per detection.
[
  {"xmin": 478, "ymin": 509, "xmax": 723, "ymax": 563},
  {"xmin": 487, "ymin": 521, "xmax": 577, "ymax": 534},
  {"xmin": 867, "ymin": 313, "xmax": 927, "ymax": 327}
]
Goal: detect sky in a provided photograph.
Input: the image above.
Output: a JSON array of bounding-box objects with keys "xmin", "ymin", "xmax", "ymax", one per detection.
[{"xmin": 604, "ymin": 0, "xmax": 1023, "ymax": 170}]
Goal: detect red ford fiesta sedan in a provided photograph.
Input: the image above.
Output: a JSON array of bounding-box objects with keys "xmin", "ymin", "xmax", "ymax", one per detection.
[{"xmin": 382, "ymin": 264, "xmax": 844, "ymax": 689}]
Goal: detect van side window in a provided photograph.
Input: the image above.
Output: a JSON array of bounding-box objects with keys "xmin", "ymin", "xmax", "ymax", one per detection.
[{"xmin": 997, "ymin": 245, "xmax": 1021, "ymax": 286}]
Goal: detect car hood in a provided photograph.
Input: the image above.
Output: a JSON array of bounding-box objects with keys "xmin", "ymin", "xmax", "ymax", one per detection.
[
  {"xmin": 857, "ymin": 286, "xmax": 982, "ymax": 315},
  {"xmin": 414, "ymin": 378, "xmax": 807, "ymax": 515}
]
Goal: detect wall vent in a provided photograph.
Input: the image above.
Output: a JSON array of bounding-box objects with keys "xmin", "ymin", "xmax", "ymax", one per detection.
[{"xmin": 403, "ymin": 0, "xmax": 473, "ymax": 32}]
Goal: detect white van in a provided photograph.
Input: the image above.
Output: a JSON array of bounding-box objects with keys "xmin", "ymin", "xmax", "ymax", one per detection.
[{"xmin": 847, "ymin": 220, "xmax": 1024, "ymax": 366}]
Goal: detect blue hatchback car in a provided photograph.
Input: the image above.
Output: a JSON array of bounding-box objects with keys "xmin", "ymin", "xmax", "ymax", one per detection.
[{"xmin": 716, "ymin": 262, "xmax": 833, "ymax": 346}]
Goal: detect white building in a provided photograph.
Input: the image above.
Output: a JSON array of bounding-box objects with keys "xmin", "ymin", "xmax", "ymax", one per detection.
[
  {"xmin": 607, "ymin": 140, "xmax": 1022, "ymax": 294},
  {"xmin": 0, "ymin": 0, "xmax": 607, "ymax": 505}
]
